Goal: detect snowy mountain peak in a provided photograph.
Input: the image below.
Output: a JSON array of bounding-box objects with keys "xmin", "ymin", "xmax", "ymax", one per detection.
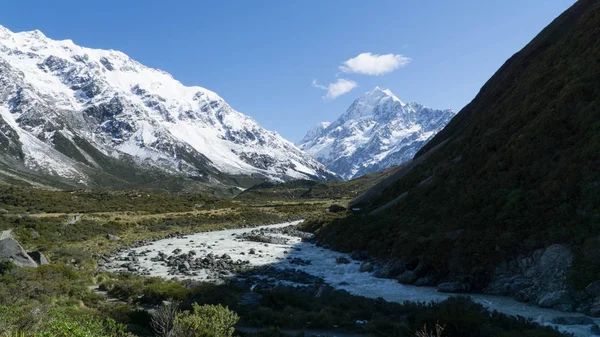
[
  {"xmin": 299, "ymin": 122, "xmax": 331, "ymax": 145},
  {"xmin": 364, "ymin": 87, "xmax": 404, "ymax": 105},
  {"xmin": 340, "ymin": 87, "xmax": 406, "ymax": 122},
  {"xmin": 299, "ymin": 88, "xmax": 455, "ymax": 180},
  {"xmin": 0, "ymin": 24, "xmax": 336, "ymax": 190}
]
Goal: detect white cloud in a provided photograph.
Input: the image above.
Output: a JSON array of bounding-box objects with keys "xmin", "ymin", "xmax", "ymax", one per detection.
[
  {"xmin": 312, "ymin": 79, "xmax": 358, "ymax": 100},
  {"xmin": 339, "ymin": 52, "xmax": 410, "ymax": 76}
]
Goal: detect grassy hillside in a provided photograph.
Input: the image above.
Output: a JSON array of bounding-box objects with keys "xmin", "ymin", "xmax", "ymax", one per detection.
[
  {"xmin": 235, "ymin": 165, "xmax": 399, "ymax": 203},
  {"xmin": 309, "ymin": 0, "xmax": 600, "ymax": 289}
]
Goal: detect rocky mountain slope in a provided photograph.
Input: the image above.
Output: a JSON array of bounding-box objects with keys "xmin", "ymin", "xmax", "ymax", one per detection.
[
  {"xmin": 309, "ymin": 0, "xmax": 600, "ymax": 316},
  {"xmin": 298, "ymin": 87, "xmax": 454, "ymax": 180},
  {"xmin": 0, "ymin": 25, "xmax": 335, "ymax": 192}
]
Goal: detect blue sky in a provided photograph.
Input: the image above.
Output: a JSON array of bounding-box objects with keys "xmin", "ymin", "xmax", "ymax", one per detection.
[{"xmin": 1, "ymin": 0, "xmax": 575, "ymax": 142}]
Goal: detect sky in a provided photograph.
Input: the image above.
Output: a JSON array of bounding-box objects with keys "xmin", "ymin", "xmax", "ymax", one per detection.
[{"xmin": 0, "ymin": 0, "xmax": 576, "ymax": 142}]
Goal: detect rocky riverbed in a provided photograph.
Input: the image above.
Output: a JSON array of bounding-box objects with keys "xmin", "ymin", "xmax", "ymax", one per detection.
[{"xmin": 102, "ymin": 221, "xmax": 600, "ymax": 337}]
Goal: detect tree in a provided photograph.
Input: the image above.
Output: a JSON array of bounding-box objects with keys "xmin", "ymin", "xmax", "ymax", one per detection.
[{"xmin": 151, "ymin": 300, "xmax": 180, "ymax": 337}]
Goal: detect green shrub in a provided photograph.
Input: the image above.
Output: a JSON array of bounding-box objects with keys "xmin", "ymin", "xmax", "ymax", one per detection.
[{"xmin": 174, "ymin": 303, "xmax": 239, "ymax": 337}]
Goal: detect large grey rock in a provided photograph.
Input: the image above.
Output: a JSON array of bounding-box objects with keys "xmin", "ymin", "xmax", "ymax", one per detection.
[
  {"xmin": 373, "ymin": 260, "xmax": 406, "ymax": 279},
  {"xmin": 486, "ymin": 244, "xmax": 574, "ymax": 309},
  {"xmin": 27, "ymin": 251, "xmax": 49, "ymax": 265},
  {"xmin": 328, "ymin": 204, "xmax": 347, "ymax": 213},
  {"xmin": 539, "ymin": 290, "xmax": 572, "ymax": 308},
  {"xmin": 397, "ymin": 270, "xmax": 417, "ymax": 284},
  {"xmin": 106, "ymin": 234, "xmax": 121, "ymax": 241},
  {"xmin": 359, "ymin": 261, "xmax": 374, "ymax": 273},
  {"xmin": 336, "ymin": 257, "xmax": 351, "ymax": 264},
  {"xmin": 437, "ymin": 282, "xmax": 471, "ymax": 293},
  {"xmin": 0, "ymin": 235, "xmax": 38, "ymax": 268}
]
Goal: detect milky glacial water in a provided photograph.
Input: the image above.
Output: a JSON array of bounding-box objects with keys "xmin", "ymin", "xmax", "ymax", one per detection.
[{"xmin": 107, "ymin": 221, "xmax": 600, "ymax": 337}]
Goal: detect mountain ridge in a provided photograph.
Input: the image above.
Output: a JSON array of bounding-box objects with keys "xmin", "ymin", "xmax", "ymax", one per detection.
[
  {"xmin": 299, "ymin": 87, "xmax": 454, "ymax": 180},
  {"xmin": 0, "ymin": 24, "xmax": 336, "ymax": 192}
]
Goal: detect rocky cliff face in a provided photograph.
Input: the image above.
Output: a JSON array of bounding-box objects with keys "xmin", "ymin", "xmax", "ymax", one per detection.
[
  {"xmin": 0, "ymin": 25, "xmax": 335, "ymax": 191},
  {"xmin": 299, "ymin": 87, "xmax": 454, "ymax": 180}
]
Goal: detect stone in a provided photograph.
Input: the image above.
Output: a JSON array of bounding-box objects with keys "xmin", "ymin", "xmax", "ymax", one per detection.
[
  {"xmin": 27, "ymin": 251, "xmax": 49, "ymax": 265},
  {"xmin": 350, "ymin": 250, "xmax": 368, "ymax": 260},
  {"xmin": 550, "ymin": 316, "xmax": 595, "ymax": 325},
  {"xmin": 397, "ymin": 270, "xmax": 417, "ymax": 284},
  {"xmin": 591, "ymin": 324, "xmax": 600, "ymax": 335},
  {"xmin": 485, "ymin": 276, "xmax": 532, "ymax": 296},
  {"xmin": 0, "ymin": 234, "xmax": 38, "ymax": 268},
  {"xmin": 586, "ymin": 281, "xmax": 600, "ymax": 297},
  {"xmin": 336, "ymin": 257, "xmax": 351, "ymax": 264},
  {"xmin": 414, "ymin": 276, "xmax": 437, "ymax": 286},
  {"xmin": 106, "ymin": 234, "xmax": 121, "ymax": 241},
  {"xmin": 373, "ymin": 260, "xmax": 406, "ymax": 279},
  {"xmin": 328, "ymin": 204, "xmax": 347, "ymax": 213},
  {"xmin": 437, "ymin": 282, "xmax": 470, "ymax": 293},
  {"xmin": 538, "ymin": 290, "xmax": 572, "ymax": 308},
  {"xmin": 359, "ymin": 261, "xmax": 373, "ymax": 273}
]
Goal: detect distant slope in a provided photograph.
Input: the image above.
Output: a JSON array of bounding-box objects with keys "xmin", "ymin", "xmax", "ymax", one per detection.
[
  {"xmin": 298, "ymin": 87, "xmax": 454, "ymax": 180},
  {"xmin": 311, "ymin": 0, "xmax": 600, "ymax": 307},
  {"xmin": 236, "ymin": 165, "xmax": 400, "ymax": 202}
]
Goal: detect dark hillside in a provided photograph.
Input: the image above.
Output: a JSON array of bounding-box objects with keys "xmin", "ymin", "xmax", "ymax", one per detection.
[{"xmin": 311, "ymin": 0, "xmax": 600, "ymax": 298}]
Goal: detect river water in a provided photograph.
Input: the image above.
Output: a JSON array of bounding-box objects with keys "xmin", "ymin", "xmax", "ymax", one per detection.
[{"xmin": 106, "ymin": 221, "xmax": 600, "ymax": 337}]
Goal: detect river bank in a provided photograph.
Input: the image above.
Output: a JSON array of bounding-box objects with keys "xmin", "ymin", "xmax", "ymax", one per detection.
[{"xmin": 101, "ymin": 221, "xmax": 600, "ymax": 336}]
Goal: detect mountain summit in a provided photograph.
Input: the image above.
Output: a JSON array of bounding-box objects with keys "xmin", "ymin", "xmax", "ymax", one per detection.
[
  {"xmin": 0, "ymin": 25, "xmax": 335, "ymax": 191},
  {"xmin": 298, "ymin": 87, "xmax": 454, "ymax": 179}
]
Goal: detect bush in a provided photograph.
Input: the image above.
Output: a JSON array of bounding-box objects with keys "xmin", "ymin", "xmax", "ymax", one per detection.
[{"xmin": 174, "ymin": 303, "xmax": 239, "ymax": 337}]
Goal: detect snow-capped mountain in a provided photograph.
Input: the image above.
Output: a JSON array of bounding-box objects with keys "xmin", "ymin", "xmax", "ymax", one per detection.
[
  {"xmin": 0, "ymin": 25, "xmax": 335, "ymax": 191},
  {"xmin": 298, "ymin": 87, "xmax": 455, "ymax": 180}
]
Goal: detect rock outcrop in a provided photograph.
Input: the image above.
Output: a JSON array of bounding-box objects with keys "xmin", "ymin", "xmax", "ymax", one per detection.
[{"xmin": 0, "ymin": 230, "xmax": 40, "ymax": 268}]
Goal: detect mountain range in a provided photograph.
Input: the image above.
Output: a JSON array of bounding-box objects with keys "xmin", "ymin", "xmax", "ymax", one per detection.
[
  {"xmin": 298, "ymin": 87, "xmax": 455, "ymax": 180},
  {"xmin": 0, "ymin": 25, "xmax": 335, "ymax": 193}
]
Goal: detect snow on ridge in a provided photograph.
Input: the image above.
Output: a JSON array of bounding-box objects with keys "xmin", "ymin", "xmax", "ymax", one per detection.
[
  {"xmin": 0, "ymin": 24, "xmax": 334, "ymax": 185},
  {"xmin": 299, "ymin": 87, "xmax": 455, "ymax": 180}
]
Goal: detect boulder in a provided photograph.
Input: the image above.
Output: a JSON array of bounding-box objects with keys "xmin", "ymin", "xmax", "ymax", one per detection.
[
  {"xmin": 586, "ymin": 281, "xmax": 600, "ymax": 297},
  {"xmin": 0, "ymin": 234, "xmax": 38, "ymax": 268},
  {"xmin": 336, "ymin": 257, "xmax": 351, "ymax": 264},
  {"xmin": 350, "ymin": 250, "xmax": 368, "ymax": 260},
  {"xmin": 415, "ymin": 276, "xmax": 437, "ymax": 286},
  {"xmin": 106, "ymin": 234, "xmax": 121, "ymax": 241},
  {"xmin": 359, "ymin": 261, "xmax": 373, "ymax": 273},
  {"xmin": 328, "ymin": 204, "xmax": 347, "ymax": 213},
  {"xmin": 550, "ymin": 316, "xmax": 595, "ymax": 325},
  {"xmin": 437, "ymin": 282, "xmax": 471, "ymax": 293},
  {"xmin": 397, "ymin": 270, "xmax": 417, "ymax": 284},
  {"xmin": 373, "ymin": 260, "xmax": 407, "ymax": 279},
  {"xmin": 539, "ymin": 290, "xmax": 572, "ymax": 308},
  {"xmin": 27, "ymin": 251, "xmax": 49, "ymax": 265}
]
